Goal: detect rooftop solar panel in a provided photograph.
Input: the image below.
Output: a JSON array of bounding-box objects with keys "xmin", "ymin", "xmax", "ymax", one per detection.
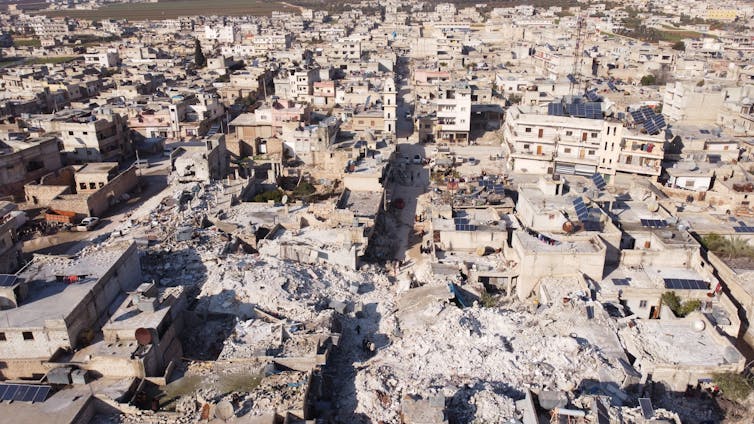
[
  {"xmin": 652, "ymin": 114, "xmax": 666, "ymax": 128},
  {"xmin": 640, "ymin": 219, "xmax": 668, "ymax": 228},
  {"xmin": 573, "ymin": 198, "xmax": 589, "ymax": 221},
  {"xmin": 663, "ymin": 279, "xmax": 708, "ymax": 290},
  {"xmin": 586, "ymin": 90, "xmax": 601, "ymax": 102},
  {"xmin": 547, "ymin": 102, "xmax": 565, "ymax": 116},
  {"xmin": 32, "ymin": 386, "xmax": 51, "ymax": 403},
  {"xmin": 612, "ymin": 278, "xmax": 630, "ymax": 286},
  {"xmin": 591, "ymin": 173, "xmax": 606, "ymax": 190},
  {"xmin": 583, "ymin": 221, "xmax": 602, "ymax": 231},
  {"xmin": 0, "ymin": 384, "xmax": 52, "ymax": 403},
  {"xmin": 2, "ymin": 385, "xmax": 19, "ymax": 401},
  {"xmin": 733, "ymin": 226, "xmax": 754, "ymax": 233},
  {"xmin": 639, "ymin": 398, "xmax": 654, "ymax": 419},
  {"xmin": 0, "ymin": 274, "xmax": 18, "ymax": 287},
  {"xmin": 18, "ymin": 386, "xmax": 34, "ymax": 403},
  {"xmin": 454, "ymin": 218, "xmax": 470, "ymax": 225},
  {"xmin": 455, "ymin": 224, "xmax": 477, "ymax": 231}
]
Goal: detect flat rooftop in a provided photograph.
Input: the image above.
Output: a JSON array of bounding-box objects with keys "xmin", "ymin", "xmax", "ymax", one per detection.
[
  {"xmin": 676, "ymin": 211, "xmax": 754, "ymax": 236},
  {"xmin": 0, "ymin": 242, "xmax": 134, "ymax": 329},
  {"xmin": 629, "ymin": 319, "xmax": 743, "ymax": 367},
  {"xmin": 338, "ymin": 190, "xmax": 382, "ymax": 218},
  {"xmin": 102, "ymin": 287, "xmax": 182, "ymax": 334},
  {"xmin": 515, "ymin": 231, "xmax": 602, "ymax": 253},
  {"xmin": 75, "ymin": 162, "xmax": 118, "ymax": 175},
  {"xmin": 601, "ymin": 265, "xmax": 714, "ymax": 291},
  {"xmin": 432, "ymin": 208, "xmax": 508, "ymax": 232}
]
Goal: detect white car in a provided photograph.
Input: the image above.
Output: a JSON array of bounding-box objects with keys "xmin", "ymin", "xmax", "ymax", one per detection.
[{"xmin": 77, "ymin": 217, "xmax": 100, "ymax": 231}]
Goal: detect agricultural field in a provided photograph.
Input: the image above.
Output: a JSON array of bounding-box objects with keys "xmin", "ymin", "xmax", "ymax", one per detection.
[{"xmin": 35, "ymin": 0, "xmax": 298, "ymax": 20}]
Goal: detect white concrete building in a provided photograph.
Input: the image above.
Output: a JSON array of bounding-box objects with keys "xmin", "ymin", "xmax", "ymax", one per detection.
[
  {"xmin": 435, "ymin": 83, "xmax": 471, "ymax": 144},
  {"xmin": 504, "ymin": 105, "xmax": 664, "ymax": 177}
]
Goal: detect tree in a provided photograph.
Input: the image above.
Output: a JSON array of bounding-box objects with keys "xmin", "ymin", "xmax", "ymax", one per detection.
[
  {"xmin": 640, "ymin": 74, "xmax": 657, "ymax": 86},
  {"xmin": 672, "ymin": 41, "xmax": 685, "ymax": 51},
  {"xmin": 194, "ymin": 38, "xmax": 206, "ymax": 68}
]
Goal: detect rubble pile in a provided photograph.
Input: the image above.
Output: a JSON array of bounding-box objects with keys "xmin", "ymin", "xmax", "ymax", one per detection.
[{"xmin": 350, "ymin": 305, "xmax": 618, "ymax": 422}]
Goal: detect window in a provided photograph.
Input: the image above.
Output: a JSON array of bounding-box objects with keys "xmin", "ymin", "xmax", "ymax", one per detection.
[
  {"xmin": 22, "ymin": 331, "xmax": 34, "ymax": 340},
  {"xmin": 565, "ymin": 131, "xmax": 573, "ymax": 136},
  {"xmin": 89, "ymin": 182, "xmax": 96, "ymax": 189},
  {"xmin": 564, "ymin": 148, "xmax": 572, "ymax": 153},
  {"xmin": 68, "ymin": 131, "xmax": 74, "ymax": 136},
  {"xmin": 685, "ymin": 180, "xmax": 694, "ymax": 188},
  {"xmin": 79, "ymin": 183, "xmax": 86, "ymax": 190},
  {"xmin": 98, "ymin": 182, "xmax": 104, "ymax": 188},
  {"xmin": 0, "ymin": 332, "xmax": 5, "ymax": 341},
  {"xmin": 523, "ymin": 144, "xmax": 530, "ymax": 149},
  {"xmin": 591, "ymin": 132, "xmax": 598, "ymax": 138},
  {"xmin": 538, "ymin": 128, "xmax": 543, "ymax": 138},
  {"xmin": 639, "ymin": 300, "xmax": 648, "ymax": 308},
  {"xmin": 525, "ymin": 127, "xmax": 532, "ymax": 133},
  {"xmin": 588, "ymin": 150, "xmax": 595, "ymax": 155}
]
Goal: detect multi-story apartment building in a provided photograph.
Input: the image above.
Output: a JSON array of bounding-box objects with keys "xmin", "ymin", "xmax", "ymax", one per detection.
[
  {"xmin": 204, "ymin": 25, "xmax": 237, "ymax": 44},
  {"xmin": 0, "ymin": 135, "xmax": 63, "ymax": 197},
  {"xmin": 504, "ymin": 105, "xmax": 664, "ymax": 177},
  {"xmin": 329, "ymin": 38, "xmax": 362, "ymax": 60},
  {"xmin": 29, "ymin": 17, "xmax": 71, "ymax": 38},
  {"xmin": 274, "ymin": 68, "xmax": 321, "ymax": 102},
  {"xmin": 435, "ymin": 82, "xmax": 472, "ymax": 143},
  {"xmin": 663, "ymin": 81, "xmax": 726, "ymax": 123},
  {"xmin": 26, "ymin": 109, "xmax": 131, "ymax": 164},
  {"xmin": 251, "ymin": 33, "xmax": 292, "ymax": 52}
]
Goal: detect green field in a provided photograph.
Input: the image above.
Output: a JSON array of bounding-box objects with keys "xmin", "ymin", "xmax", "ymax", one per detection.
[
  {"xmin": 0, "ymin": 56, "xmax": 80, "ymax": 67},
  {"xmin": 655, "ymin": 30, "xmax": 704, "ymax": 43},
  {"xmin": 36, "ymin": 0, "xmax": 297, "ymax": 20},
  {"xmin": 25, "ymin": 56, "xmax": 80, "ymax": 65},
  {"xmin": 13, "ymin": 38, "xmax": 41, "ymax": 47}
]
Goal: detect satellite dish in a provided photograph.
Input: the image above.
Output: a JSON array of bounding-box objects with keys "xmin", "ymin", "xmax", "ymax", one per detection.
[
  {"xmin": 647, "ymin": 201, "xmax": 659, "ymax": 212},
  {"xmin": 562, "ymin": 221, "xmax": 574, "ymax": 234},
  {"xmin": 135, "ymin": 328, "xmax": 152, "ymax": 346},
  {"xmin": 281, "ymin": 195, "xmax": 288, "ymax": 205},
  {"xmin": 214, "ymin": 400, "xmax": 234, "ymax": 421}
]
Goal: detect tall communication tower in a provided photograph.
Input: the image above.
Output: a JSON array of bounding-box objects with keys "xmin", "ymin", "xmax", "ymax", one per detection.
[{"xmin": 569, "ymin": 15, "xmax": 586, "ymax": 96}]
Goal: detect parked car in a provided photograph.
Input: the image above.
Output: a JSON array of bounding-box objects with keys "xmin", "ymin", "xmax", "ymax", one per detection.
[{"xmin": 76, "ymin": 217, "xmax": 100, "ymax": 231}]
